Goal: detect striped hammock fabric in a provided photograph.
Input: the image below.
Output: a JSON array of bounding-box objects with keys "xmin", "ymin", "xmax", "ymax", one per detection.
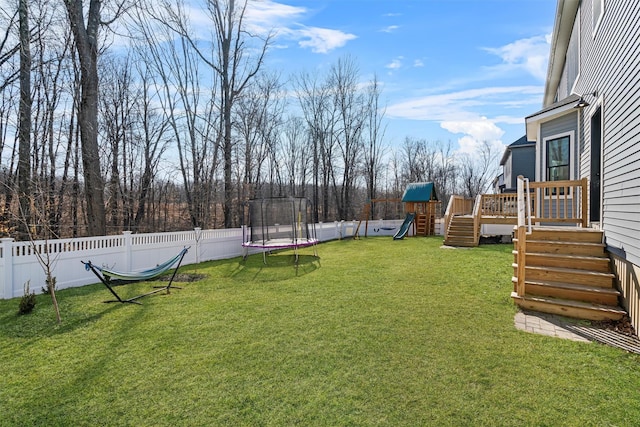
[{"xmin": 87, "ymin": 247, "xmax": 189, "ymax": 281}]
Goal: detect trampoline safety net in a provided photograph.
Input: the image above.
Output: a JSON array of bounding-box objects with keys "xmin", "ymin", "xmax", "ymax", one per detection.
[{"xmin": 244, "ymin": 197, "xmax": 317, "ymax": 247}]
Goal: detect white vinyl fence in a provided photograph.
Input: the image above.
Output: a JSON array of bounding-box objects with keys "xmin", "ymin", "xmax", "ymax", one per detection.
[{"xmin": 1, "ymin": 219, "xmax": 441, "ymax": 300}]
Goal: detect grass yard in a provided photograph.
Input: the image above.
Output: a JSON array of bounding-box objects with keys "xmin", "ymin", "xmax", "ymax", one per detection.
[{"xmin": 1, "ymin": 237, "xmax": 639, "ymax": 426}]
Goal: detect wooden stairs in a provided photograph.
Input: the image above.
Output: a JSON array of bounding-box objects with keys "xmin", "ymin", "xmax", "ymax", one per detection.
[
  {"xmin": 511, "ymin": 227, "xmax": 626, "ymax": 321},
  {"xmin": 443, "ymin": 215, "xmax": 478, "ymax": 247}
]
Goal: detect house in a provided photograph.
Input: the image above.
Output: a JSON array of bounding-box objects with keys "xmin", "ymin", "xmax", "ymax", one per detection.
[
  {"xmin": 524, "ymin": 0, "xmax": 640, "ymax": 332},
  {"xmin": 498, "ymin": 135, "xmax": 536, "ymax": 193}
]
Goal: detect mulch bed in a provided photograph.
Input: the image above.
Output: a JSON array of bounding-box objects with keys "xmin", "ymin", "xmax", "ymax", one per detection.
[
  {"xmin": 591, "ymin": 315, "xmax": 637, "ymax": 338},
  {"xmin": 564, "ymin": 314, "xmax": 640, "ymax": 354}
]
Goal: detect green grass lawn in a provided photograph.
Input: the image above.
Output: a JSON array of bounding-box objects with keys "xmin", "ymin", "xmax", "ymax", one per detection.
[{"xmin": 1, "ymin": 237, "xmax": 639, "ymax": 426}]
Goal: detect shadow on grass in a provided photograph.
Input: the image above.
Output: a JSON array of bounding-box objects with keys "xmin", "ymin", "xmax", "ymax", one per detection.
[
  {"xmin": 232, "ymin": 252, "xmax": 321, "ymax": 282},
  {"xmin": 0, "ymin": 281, "xmax": 158, "ymax": 340}
]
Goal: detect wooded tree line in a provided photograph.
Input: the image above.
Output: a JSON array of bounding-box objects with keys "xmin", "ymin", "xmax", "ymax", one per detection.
[{"xmin": 0, "ymin": 0, "xmax": 499, "ymax": 240}]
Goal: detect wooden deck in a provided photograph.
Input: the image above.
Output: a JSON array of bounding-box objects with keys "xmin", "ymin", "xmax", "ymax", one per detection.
[{"xmin": 445, "ymin": 177, "xmax": 627, "ymax": 322}]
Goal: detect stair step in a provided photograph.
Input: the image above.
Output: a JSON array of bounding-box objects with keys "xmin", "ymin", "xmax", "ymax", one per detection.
[
  {"xmin": 528, "ymin": 227, "xmax": 603, "ymax": 243},
  {"xmin": 512, "ymin": 251, "xmax": 611, "ymax": 272},
  {"xmin": 511, "ymin": 278, "xmax": 620, "ymax": 305},
  {"xmin": 511, "ymin": 292, "xmax": 626, "ymax": 321},
  {"xmin": 443, "ymin": 239, "xmax": 476, "ymax": 247},
  {"xmin": 513, "ymin": 264, "xmax": 615, "ymax": 288},
  {"xmin": 513, "ymin": 239, "xmax": 606, "ymax": 256}
]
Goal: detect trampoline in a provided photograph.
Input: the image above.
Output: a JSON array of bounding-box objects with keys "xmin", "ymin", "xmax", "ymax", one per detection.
[{"xmin": 242, "ymin": 197, "xmax": 319, "ymax": 263}]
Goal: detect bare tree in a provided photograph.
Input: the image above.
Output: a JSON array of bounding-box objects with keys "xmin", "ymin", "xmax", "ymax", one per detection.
[
  {"xmin": 62, "ymin": 0, "xmax": 130, "ymax": 235},
  {"xmin": 362, "ymin": 74, "xmax": 386, "ymax": 208},
  {"xmin": 294, "ymin": 70, "xmax": 336, "ymax": 221},
  {"xmin": 328, "ymin": 56, "xmax": 365, "ymax": 220},
  {"xmin": 279, "ymin": 116, "xmax": 310, "ymax": 198},
  {"xmin": 234, "ymin": 71, "xmax": 285, "ymax": 200},
  {"xmin": 133, "ymin": 4, "xmax": 222, "ymax": 228},
  {"xmin": 131, "ymin": 60, "xmax": 170, "ymax": 231},
  {"xmin": 0, "ymin": 8, "xmax": 19, "ymax": 91},
  {"xmin": 458, "ymin": 141, "xmax": 501, "ymax": 198},
  {"xmin": 154, "ymin": 0, "xmax": 272, "ymax": 227},
  {"xmin": 17, "ymin": 0, "xmax": 32, "ymax": 238}
]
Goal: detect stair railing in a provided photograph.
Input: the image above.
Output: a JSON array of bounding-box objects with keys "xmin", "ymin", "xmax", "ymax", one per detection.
[
  {"xmin": 472, "ymin": 194, "xmax": 482, "ymax": 246},
  {"xmin": 515, "ymin": 176, "xmax": 530, "ymax": 296}
]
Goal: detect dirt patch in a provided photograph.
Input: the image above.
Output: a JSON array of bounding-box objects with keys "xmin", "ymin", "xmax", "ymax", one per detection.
[{"xmin": 158, "ymin": 273, "xmax": 207, "ymax": 283}]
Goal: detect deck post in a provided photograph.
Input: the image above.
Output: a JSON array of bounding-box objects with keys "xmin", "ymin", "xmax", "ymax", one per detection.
[
  {"xmin": 516, "ymin": 176, "xmax": 528, "ymax": 296},
  {"xmin": 472, "ymin": 194, "xmax": 482, "ymax": 246},
  {"xmin": 581, "ymin": 178, "xmax": 588, "ymax": 227},
  {"xmin": 516, "ymin": 225, "xmax": 526, "ymax": 296}
]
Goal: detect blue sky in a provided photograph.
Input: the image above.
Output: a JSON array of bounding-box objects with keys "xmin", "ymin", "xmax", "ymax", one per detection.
[{"xmin": 204, "ymin": 0, "xmax": 558, "ymax": 155}]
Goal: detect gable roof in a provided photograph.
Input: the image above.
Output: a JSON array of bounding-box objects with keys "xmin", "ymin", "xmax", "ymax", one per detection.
[
  {"xmin": 500, "ymin": 135, "xmax": 536, "ymax": 165},
  {"xmin": 525, "ymin": 94, "xmax": 580, "ymax": 140},
  {"xmin": 401, "ymin": 182, "xmax": 437, "ymax": 202}
]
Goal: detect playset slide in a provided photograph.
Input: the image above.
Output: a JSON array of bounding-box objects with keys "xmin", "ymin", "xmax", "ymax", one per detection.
[{"xmin": 393, "ymin": 213, "xmax": 415, "ymax": 240}]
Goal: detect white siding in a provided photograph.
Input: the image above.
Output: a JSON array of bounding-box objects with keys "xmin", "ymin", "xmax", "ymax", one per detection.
[{"xmin": 571, "ymin": 0, "xmax": 640, "ymax": 265}]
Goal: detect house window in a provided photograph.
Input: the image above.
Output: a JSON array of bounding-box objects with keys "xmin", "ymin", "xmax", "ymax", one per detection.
[
  {"xmin": 547, "ymin": 136, "xmax": 570, "ymax": 182},
  {"xmin": 546, "ymin": 135, "xmax": 571, "ymax": 196}
]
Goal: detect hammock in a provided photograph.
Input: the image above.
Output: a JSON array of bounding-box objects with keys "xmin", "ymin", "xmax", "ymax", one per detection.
[{"xmin": 82, "ymin": 247, "xmax": 189, "ymax": 304}]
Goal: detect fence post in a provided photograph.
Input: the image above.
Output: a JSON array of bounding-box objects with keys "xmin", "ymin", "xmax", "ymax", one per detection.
[
  {"xmin": 123, "ymin": 231, "xmax": 133, "ymax": 271},
  {"xmin": 1, "ymin": 238, "xmax": 15, "ymax": 299},
  {"xmin": 194, "ymin": 227, "xmax": 202, "ymax": 264}
]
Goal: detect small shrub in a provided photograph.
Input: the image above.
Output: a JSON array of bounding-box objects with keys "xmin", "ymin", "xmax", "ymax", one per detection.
[{"xmin": 18, "ymin": 281, "xmax": 36, "ymax": 315}]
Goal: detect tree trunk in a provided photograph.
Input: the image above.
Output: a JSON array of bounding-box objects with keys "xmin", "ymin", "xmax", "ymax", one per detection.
[
  {"xmin": 17, "ymin": 0, "xmax": 31, "ymax": 238},
  {"xmin": 64, "ymin": 0, "xmax": 106, "ymax": 236}
]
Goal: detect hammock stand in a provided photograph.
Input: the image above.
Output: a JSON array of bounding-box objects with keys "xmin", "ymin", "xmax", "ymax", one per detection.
[{"xmin": 81, "ymin": 247, "xmax": 189, "ymax": 304}]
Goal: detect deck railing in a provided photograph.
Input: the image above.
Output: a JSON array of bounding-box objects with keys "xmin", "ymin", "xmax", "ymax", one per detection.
[
  {"xmin": 514, "ymin": 176, "xmax": 589, "ymax": 296},
  {"xmin": 479, "ymin": 193, "xmax": 519, "ymax": 217},
  {"xmin": 527, "ymin": 178, "xmax": 588, "ymax": 227}
]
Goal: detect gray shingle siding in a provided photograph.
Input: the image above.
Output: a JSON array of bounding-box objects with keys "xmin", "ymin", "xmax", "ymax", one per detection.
[
  {"xmin": 510, "ymin": 146, "xmax": 535, "ymax": 189},
  {"xmin": 540, "ymin": 113, "xmax": 577, "ymax": 140}
]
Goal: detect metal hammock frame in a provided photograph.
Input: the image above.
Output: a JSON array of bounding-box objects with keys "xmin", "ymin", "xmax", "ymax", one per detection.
[{"xmin": 81, "ymin": 247, "xmax": 189, "ymax": 304}]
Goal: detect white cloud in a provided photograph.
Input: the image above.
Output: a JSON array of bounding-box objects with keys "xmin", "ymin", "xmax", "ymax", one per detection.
[
  {"xmin": 483, "ymin": 34, "xmax": 551, "ymax": 80},
  {"xmin": 244, "ymin": 0, "xmax": 307, "ymax": 27},
  {"xmin": 386, "ymin": 56, "xmax": 403, "ymax": 70},
  {"xmin": 441, "ymin": 119, "xmax": 506, "ymax": 156},
  {"xmin": 413, "ymin": 59, "xmax": 424, "ymax": 68},
  {"xmin": 380, "ymin": 25, "xmax": 400, "ymax": 33},
  {"xmin": 385, "ymin": 85, "xmax": 543, "ymax": 153},
  {"xmin": 243, "ymin": 1, "xmax": 356, "ymax": 54},
  {"xmin": 441, "ymin": 118, "xmax": 504, "ymax": 141},
  {"xmin": 386, "ymin": 85, "xmax": 543, "ymax": 122},
  {"xmin": 296, "ymin": 26, "xmax": 357, "ymax": 53}
]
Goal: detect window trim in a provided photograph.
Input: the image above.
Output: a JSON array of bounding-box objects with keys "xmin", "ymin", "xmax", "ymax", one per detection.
[{"xmin": 542, "ymin": 131, "xmax": 575, "ymax": 196}]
